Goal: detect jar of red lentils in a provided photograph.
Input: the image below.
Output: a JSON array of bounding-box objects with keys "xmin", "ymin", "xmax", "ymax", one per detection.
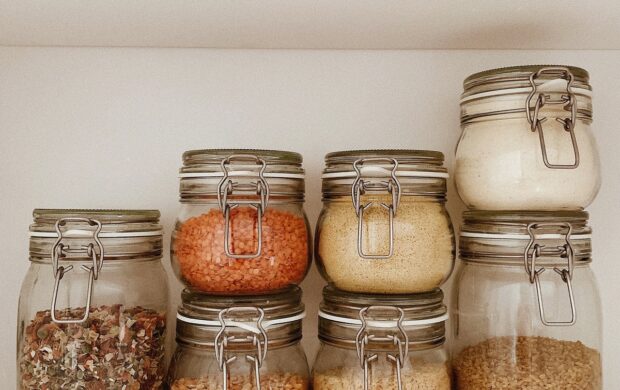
[{"xmin": 171, "ymin": 149, "xmax": 311, "ymax": 294}]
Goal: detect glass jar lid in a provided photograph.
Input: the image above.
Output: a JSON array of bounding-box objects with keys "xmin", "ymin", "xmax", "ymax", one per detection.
[
  {"xmin": 463, "ymin": 65, "xmax": 590, "ymax": 94},
  {"xmin": 179, "ymin": 149, "xmax": 305, "ymax": 203},
  {"xmin": 460, "ymin": 210, "xmax": 591, "ymax": 264},
  {"xmin": 322, "ymin": 149, "xmax": 448, "ymax": 198},
  {"xmin": 176, "ymin": 286, "xmax": 305, "ymax": 349},
  {"xmin": 29, "ymin": 209, "xmax": 163, "ymax": 261},
  {"xmin": 319, "ymin": 285, "xmax": 447, "ymax": 352}
]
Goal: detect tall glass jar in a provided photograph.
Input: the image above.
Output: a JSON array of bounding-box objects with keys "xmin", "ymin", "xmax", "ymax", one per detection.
[
  {"xmin": 18, "ymin": 209, "xmax": 169, "ymax": 390},
  {"xmin": 316, "ymin": 150, "xmax": 455, "ymax": 294},
  {"xmin": 456, "ymin": 65, "xmax": 601, "ymax": 210},
  {"xmin": 171, "ymin": 149, "xmax": 311, "ymax": 295},
  {"xmin": 452, "ymin": 211, "xmax": 602, "ymax": 389},
  {"xmin": 313, "ymin": 286, "xmax": 451, "ymax": 389},
  {"xmin": 166, "ymin": 287, "xmax": 309, "ymax": 389}
]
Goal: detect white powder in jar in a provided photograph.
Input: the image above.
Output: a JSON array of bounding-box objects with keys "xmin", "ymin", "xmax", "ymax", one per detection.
[
  {"xmin": 455, "ymin": 114, "xmax": 601, "ymax": 210},
  {"xmin": 317, "ymin": 195, "xmax": 454, "ymax": 293}
]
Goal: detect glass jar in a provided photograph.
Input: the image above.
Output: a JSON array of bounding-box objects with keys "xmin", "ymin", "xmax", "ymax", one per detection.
[
  {"xmin": 171, "ymin": 149, "xmax": 311, "ymax": 295},
  {"xmin": 316, "ymin": 150, "xmax": 455, "ymax": 294},
  {"xmin": 18, "ymin": 209, "xmax": 168, "ymax": 390},
  {"xmin": 455, "ymin": 65, "xmax": 601, "ymax": 210},
  {"xmin": 452, "ymin": 211, "xmax": 602, "ymax": 390},
  {"xmin": 313, "ymin": 286, "xmax": 451, "ymax": 389},
  {"xmin": 166, "ymin": 287, "xmax": 309, "ymax": 389}
]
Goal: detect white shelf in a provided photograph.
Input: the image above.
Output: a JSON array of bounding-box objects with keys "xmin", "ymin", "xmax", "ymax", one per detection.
[{"xmin": 2, "ymin": 0, "xmax": 620, "ymax": 49}]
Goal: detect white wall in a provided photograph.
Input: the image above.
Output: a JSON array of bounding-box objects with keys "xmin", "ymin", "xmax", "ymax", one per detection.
[{"xmin": 1, "ymin": 47, "xmax": 618, "ymax": 387}]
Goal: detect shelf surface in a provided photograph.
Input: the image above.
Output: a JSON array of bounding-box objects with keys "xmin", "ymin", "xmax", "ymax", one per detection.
[{"xmin": 1, "ymin": 0, "xmax": 620, "ymax": 49}]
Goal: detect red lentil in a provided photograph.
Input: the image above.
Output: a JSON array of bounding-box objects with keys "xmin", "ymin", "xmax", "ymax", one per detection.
[{"xmin": 173, "ymin": 207, "xmax": 309, "ymax": 294}]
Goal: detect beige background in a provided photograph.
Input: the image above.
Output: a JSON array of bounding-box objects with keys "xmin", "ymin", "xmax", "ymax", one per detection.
[{"xmin": 1, "ymin": 47, "xmax": 618, "ymax": 387}]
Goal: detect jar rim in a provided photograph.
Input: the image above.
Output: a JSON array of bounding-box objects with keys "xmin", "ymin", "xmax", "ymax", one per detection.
[
  {"xmin": 179, "ymin": 287, "xmax": 304, "ymax": 322},
  {"xmin": 182, "ymin": 149, "xmax": 303, "ymax": 167},
  {"xmin": 463, "ymin": 64, "xmax": 590, "ymax": 92},
  {"xmin": 325, "ymin": 149, "xmax": 444, "ymax": 166},
  {"xmin": 320, "ymin": 286, "xmax": 447, "ymax": 322}
]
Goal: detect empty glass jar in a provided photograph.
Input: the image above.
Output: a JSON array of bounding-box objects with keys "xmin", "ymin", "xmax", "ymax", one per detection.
[
  {"xmin": 166, "ymin": 287, "xmax": 309, "ymax": 389},
  {"xmin": 455, "ymin": 65, "xmax": 601, "ymax": 210},
  {"xmin": 171, "ymin": 149, "xmax": 311, "ymax": 294},
  {"xmin": 313, "ymin": 286, "xmax": 451, "ymax": 390},
  {"xmin": 452, "ymin": 211, "xmax": 602, "ymax": 389},
  {"xmin": 17, "ymin": 209, "xmax": 168, "ymax": 390},
  {"xmin": 316, "ymin": 150, "xmax": 455, "ymax": 294}
]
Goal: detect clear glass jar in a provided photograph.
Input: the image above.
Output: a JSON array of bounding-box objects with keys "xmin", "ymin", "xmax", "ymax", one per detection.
[
  {"xmin": 313, "ymin": 286, "xmax": 451, "ymax": 389},
  {"xmin": 316, "ymin": 150, "xmax": 455, "ymax": 294},
  {"xmin": 171, "ymin": 149, "xmax": 311, "ymax": 295},
  {"xmin": 455, "ymin": 65, "xmax": 601, "ymax": 210},
  {"xmin": 166, "ymin": 287, "xmax": 309, "ymax": 389},
  {"xmin": 452, "ymin": 211, "xmax": 602, "ymax": 390},
  {"xmin": 18, "ymin": 209, "xmax": 169, "ymax": 390}
]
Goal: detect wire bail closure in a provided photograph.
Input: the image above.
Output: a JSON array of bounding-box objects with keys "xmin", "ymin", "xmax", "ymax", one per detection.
[
  {"xmin": 217, "ymin": 155, "xmax": 270, "ymax": 259},
  {"xmin": 355, "ymin": 306, "xmax": 409, "ymax": 390},
  {"xmin": 525, "ymin": 66, "xmax": 580, "ymax": 169},
  {"xmin": 214, "ymin": 307, "xmax": 269, "ymax": 390},
  {"xmin": 50, "ymin": 217, "xmax": 104, "ymax": 324},
  {"xmin": 524, "ymin": 222, "xmax": 577, "ymax": 326},
  {"xmin": 351, "ymin": 158, "xmax": 401, "ymax": 259}
]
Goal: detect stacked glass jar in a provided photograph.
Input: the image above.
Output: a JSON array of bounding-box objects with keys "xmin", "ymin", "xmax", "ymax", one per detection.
[
  {"xmin": 452, "ymin": 66, "xmax": 603, "ymax": 389},
  {"xmin": 313, "ymin": 150, "xmax": 456, "ymax": 389},
  {"xmin": 167, "ymin": 149, "xmax": 312, "ymax": 389}
]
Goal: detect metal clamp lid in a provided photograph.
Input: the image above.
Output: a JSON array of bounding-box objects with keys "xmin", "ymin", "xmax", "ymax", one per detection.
[
  {"xmin": 50, "ymin": 218, "xmax": 104, "ymax": 324},
  {"xmin": 217, "ymin": 154, "xmax": 270, "ymax": 259},
  {"xmin": 525, "ymin": 66, "xmax": 580, "ymax": 169},
  {"xmin": 355, "ymin": 306, "xmax": 409, "ymax": 390},
  {"xmin": 524, "ymin": 222, "xmax": 576, "ymax": 326},
  {"xmin": 351, "ymin": 158, "xmax": 401, "ymax": 259},
  {"xmin": 214, "ymin": 307, "xmax": 268, "ymax": 390}
]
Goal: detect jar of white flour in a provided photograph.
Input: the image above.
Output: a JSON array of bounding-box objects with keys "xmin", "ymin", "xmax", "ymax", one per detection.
[{"xmin": 455, "ymin": 65, "xmax": 601, "ymax": 210}]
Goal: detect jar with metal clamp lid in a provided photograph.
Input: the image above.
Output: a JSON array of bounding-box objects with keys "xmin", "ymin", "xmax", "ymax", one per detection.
[
  {"xmin": 166, "ymin": 287, "xmax": 309, "ymax": 389},
  {"xmin": 452, "ymin": 211, "xmax": 602, "ymax": 390},
  {"xmin": 316, "ymin": 150, "xmax": 455, "ymax": 294},
  {"xmin": 313, "ymin": 285, "xmax": 451, "ymax": 390},
  {"xmin": 172, "ymin": 149, "xmax": 311, "ymax": 295},
  {"xmin": 17, "ymin": 209, "xmax": 168, "ymax": 390},
  {"xmin": 456, "ymin": 65, "xmax": 601, "ymax": 210}
]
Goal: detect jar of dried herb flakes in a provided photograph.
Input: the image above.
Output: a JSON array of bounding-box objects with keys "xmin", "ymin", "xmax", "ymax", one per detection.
[
  {"xmin": 456, "ymin": 65, "xmax": 601, "ymax": 210},
  {"xmin": 18, "ymin": 209, "xmax": 168, "ymax": 390},
  {"xmin": 313, "ymin": 286, "xmax": 451, "ymax": 390},
  {"xmin": 172, "ymin": 149, "xmax": 311, "ymax": 294},
  {"xmin": 452, "ymin": 211, "xmax": 602, "ymax": 390},
  {"xmin": 316, "ymin": 150, "xmax": 455, "ymax": 294},
  {"xmin": 166, "ymin": 287, "xmax": 309, "ymax": 389}
]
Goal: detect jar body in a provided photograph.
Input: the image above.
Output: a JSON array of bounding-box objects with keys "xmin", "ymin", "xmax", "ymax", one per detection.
[
  {"xmin": 452, "ymin": 262, "xmax": 602, "ymax": 389},
  {"xmin": 167, "ymin": 343, "xmax": 310, "ymax": 389},
  {"xmin": 172, "ymin": 202, "xmax": 311, "ymax": 294},
  {"xmin": 456, "ymin": 101, "xmax": 601, "ymax": 211},
  {"xmin": 313, "ymin": 343, "xmax": 451, "ymax": 389},
  {"xmin": 17, "ymin": 259, "xmax": 169, "ymax": 389},
  {"xmin": 316, "ymin": 195, "xmax": 455, "ymax": 293}
]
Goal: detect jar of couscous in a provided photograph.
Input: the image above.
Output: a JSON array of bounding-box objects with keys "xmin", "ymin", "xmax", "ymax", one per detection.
[
  {"xmin": 315, "ymin": 150, "xmax": 455, "ymax": 294},
  {"xmin": 166, "ymin": 287, "xmax": 309, "ymax": 389},
  {"xmin": 313, "ymin": 286, "xmax": 451, "ymax": 390},
  {"xmin": 452, "ymin": 211, "xmax": 602, "ymax": 389},
  {"xmin": 455, "ymin": 65, "xmax": 601, "ymax": 210},
  {"xmin": 17, "ymin": 209, "xmax": 168, "ymax": 390},
  {"xmin": 171, "ymin": 149, "xmax": 311, "ymax": 294}
]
